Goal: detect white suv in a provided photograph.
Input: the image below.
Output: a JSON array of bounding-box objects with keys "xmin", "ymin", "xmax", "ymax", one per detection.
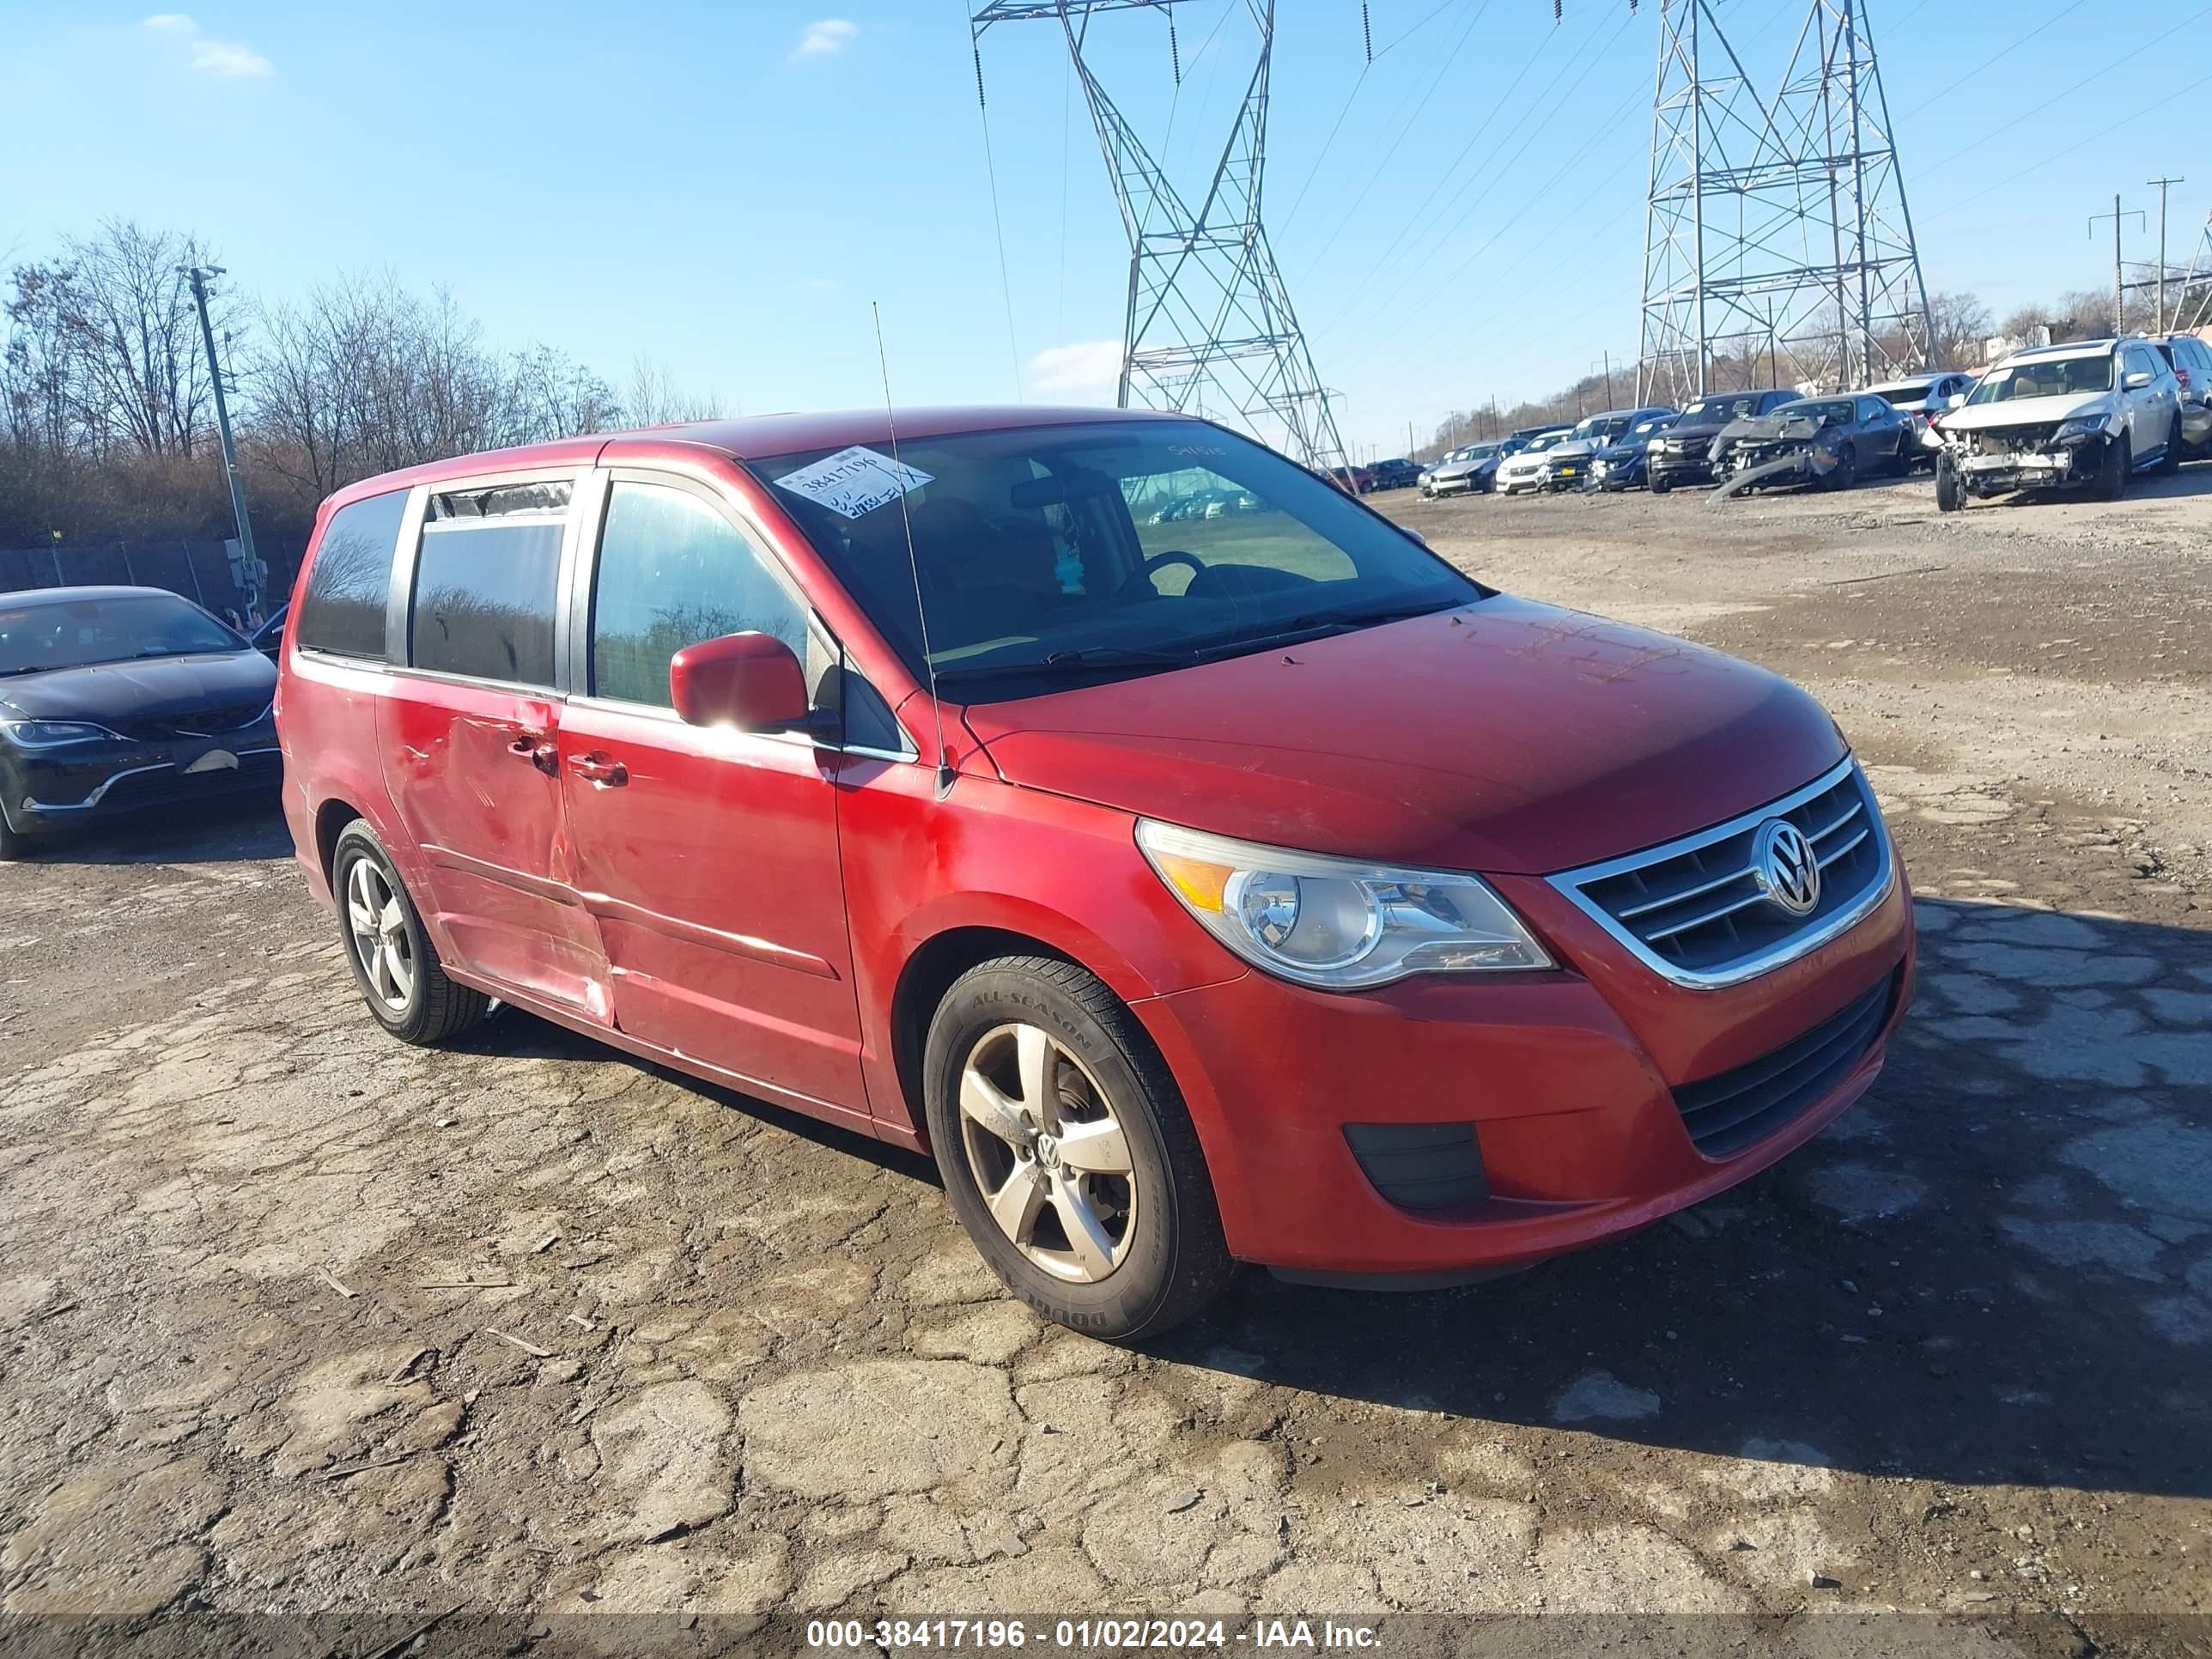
[{"xmin": 1933, "ymin": 337, "xmax": 2184, "ymax": 510}]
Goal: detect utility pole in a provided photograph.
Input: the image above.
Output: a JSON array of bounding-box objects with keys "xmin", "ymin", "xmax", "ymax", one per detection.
[
  {"xmin": 2148, "ymin": 176, "xmax": 2185, "ymax": 331},
  {"xmin": 182, "ymin": 264, "xmax": 261, "ymax": 617},
  {"xmin": 1592, "ymin": 352, "xmax": 1616, "ymax": 407},
  {"xmin": 2089, "ymin": 197, "xmax": 2144, "ymax": 335}
]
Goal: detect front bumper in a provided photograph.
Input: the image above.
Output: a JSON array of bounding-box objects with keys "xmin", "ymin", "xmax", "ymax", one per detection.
[
  {"xmin": 1, "ymin": 730, "xmax": 282, "ymax": 836},
  {"xmin": 1949, "ymin": 436, "xmax": 2098, "ymax": 493},
  {"xmin": 1646, "ymin": 450, "xmax": 1714, "ymax": 485},
  {"xmin": 1135, "ymin": 855, "xmax": 1913, "ymax": 1277}
]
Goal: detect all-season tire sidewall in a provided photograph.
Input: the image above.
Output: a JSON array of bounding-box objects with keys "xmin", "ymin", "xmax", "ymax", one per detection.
[
  {"xmin": 922, "ymin": 959, "xmax": 1230, "ymax": 1341},
  {"xmin": 1935, "ymin": 454, "xmax": 1963, "ymax": 514}
]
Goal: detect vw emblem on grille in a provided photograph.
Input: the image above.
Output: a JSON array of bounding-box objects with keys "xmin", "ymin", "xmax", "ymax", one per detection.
[{"xmin": 1751, "ymin": 818, "xmax": 1821, "ymax": 917}]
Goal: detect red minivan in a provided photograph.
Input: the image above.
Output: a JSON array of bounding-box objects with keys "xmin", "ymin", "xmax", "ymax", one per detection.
[{"xmin": 275, "ymin": 408, "xmax": 1912, "ymax": 1338}]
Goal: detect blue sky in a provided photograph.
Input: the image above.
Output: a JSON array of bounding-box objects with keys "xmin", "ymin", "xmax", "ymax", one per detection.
[{"xmin": 4, "ymin": 1, "xmax": 2207, "ymax": 459}]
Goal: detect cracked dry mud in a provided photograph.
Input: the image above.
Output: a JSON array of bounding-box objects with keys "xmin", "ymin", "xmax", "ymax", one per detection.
[{"xmin": 0, "ymin": 471, "xmax": 2206, "ymax": 1653}]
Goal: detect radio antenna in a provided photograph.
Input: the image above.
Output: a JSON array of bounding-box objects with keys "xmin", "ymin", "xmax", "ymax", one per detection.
[{"xmin": 872, "ymin": 301, "xmax": 956, "ymax": 799}]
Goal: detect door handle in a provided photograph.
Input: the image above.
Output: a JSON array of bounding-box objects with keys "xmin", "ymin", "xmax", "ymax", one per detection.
[
  {"xmin": 569, "ymin": 750, "xmax": 628, "ymax": 787},
  {"xmin": 507, "ymin": 732, "xmax": 559, "ymax": 775}
]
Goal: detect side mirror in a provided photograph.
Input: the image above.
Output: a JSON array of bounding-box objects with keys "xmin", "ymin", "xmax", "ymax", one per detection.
[
  {"xmin": 2123, "ymin": 370, "xmax": 2153, "ymax": 390},
  {"xmin": 1402, "ymin": 527, "xmax": 1429, "ymax": 549},
  {"xmin": 670, "ymin": 631, "xmax": 816, "ymax": 733},
  {"xmin": 1943, "ymin": 392, "xmax": 1967, "ymax": 410}
]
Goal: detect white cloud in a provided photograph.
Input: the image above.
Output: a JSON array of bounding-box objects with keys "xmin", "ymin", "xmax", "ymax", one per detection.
[
  {"xmin": 792, "ymin": 18, "xmax": 859, "ymax": 58},
  {"xmin": 1026, "ymin": 340, "xmax": 1125, "ymax": 393},
  {"xmin": 142, "ymin": 13, "xmax": 272, "ymax": 76}
]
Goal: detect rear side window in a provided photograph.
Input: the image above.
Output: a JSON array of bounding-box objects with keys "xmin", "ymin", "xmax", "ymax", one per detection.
[
  {"xmin": 409, "ymin": 481, "xmax": 570, "ymax": 685},
  {"xmin": 298, "ymin": 489, "xmax": 408, "ymax": 659}
]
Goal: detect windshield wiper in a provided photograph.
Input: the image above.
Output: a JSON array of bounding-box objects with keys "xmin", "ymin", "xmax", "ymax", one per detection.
[
  {"xmin": 1188, "ymin": 599, "xmax": 1464, "ymax": 661},
  {"xmin": 933, "ymin": 644, "xmax": 1198, "ymax": 686}
]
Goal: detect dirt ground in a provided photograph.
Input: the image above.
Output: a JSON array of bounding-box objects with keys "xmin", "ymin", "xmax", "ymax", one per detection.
[{"xmin": 1, "ymin": 461, "xmax": 2207, "ymax": 1655}]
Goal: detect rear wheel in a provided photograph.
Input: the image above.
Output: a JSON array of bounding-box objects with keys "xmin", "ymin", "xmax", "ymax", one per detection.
[
  {"xmin": 331, "ymin": 820, "xmax": 489, "ymax": 1045},
  {"xmin": 2098, "ymin": 433, "xmax": 2130, "ymax": 501},
  {"xmin": 923, "ymin": 956, "xmax": 1234, "ymax": 1340},
  {"xmin": 2154, "ymin": 412, "xmax": 2183, "ymax": 476}
]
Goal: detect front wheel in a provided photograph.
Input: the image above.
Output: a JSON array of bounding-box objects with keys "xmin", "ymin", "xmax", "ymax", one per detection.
[
  {"xmin": 0, "ymin": 808, "xmax": 32, "ymax": 860},
  {"xmin": 1825, "ymin": 442, "xmax": 1858, "ymax": 491},
  {"xmin": 2098, "ymin": 433, "xmax": 2130, "ymax": 501},
  {"xmin": 1934, "ymin": 453, "xmax": 1964, "ymax": 514},
  {"xmin": 923, "ymin": 956, "xmax": 1234, "ymax": 1340},
  {"xmin": 1650, "ymin": 472, "xmax": 1673, "ymax": 495},
  {"xmin": 331, "ymin": 820, "xmax": 490, "ymax": 1045}
]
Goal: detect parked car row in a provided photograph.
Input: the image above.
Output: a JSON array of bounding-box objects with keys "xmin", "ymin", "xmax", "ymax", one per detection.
[{"xmin": 1413, "ymin": 333, "xmax": 2209, "ymax": 513}]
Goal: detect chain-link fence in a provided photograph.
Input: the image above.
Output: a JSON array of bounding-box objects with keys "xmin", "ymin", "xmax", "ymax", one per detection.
[{"xmin": 0, "ymin": 538, "xmax": 301, "ymax": 625}]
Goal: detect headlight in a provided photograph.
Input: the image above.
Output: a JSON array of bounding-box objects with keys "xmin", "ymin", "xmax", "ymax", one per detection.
[
  {"xmin": 1135, "ymin": 820, "xmax": 1552, "ymax": 989},
  {"xmin": 0, "ymin": 719, "xmax": 125, "ymax": 749},
  {"xmin": 2054, "ymin": 416, "xmax": 2108, "ymax": 442}
]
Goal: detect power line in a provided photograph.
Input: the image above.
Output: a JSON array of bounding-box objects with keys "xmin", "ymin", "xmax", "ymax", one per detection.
[
  {"xmin": 968, "ymin": 23, "xmax": 1027, "ymax": 400},
  {"xmin": 1898, "ymin": 0, "xmax": 2091, "ymax": 118}
]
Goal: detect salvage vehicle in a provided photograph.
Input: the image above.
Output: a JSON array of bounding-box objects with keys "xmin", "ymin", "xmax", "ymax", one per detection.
[
  {"xmin": 0, "ymin": 586, "xmax": 279, "ymax": 859},
  {"xmin": 1538, "ymin": 406, "xmax": 1674, "ymax": 493},
  {"xmin": 276, "ymin": 408, "xmax": 1913, "ymax": 1338},
  {"xmin": 1711, "ymin": 394, "xmax": 1913, "ymax": 495},
  {"xmin": 1592, "ymin": 412, "xmax": 1677, "ymax": 490},
  {"xmin": 1646, "ymin": 389, "xmax": 1798, "ymax": 492},
  {"xmin": 2147, "ymin": 332, "xmax": 2212, "ymax": 458},
  {"xmin": 1424, "ymin": 441, "xmax": 1503, "ymax": 497},
  {"xmin": 1492, "ymin": 426, "xmax": 1575, "ymax": 495},
  {"xmin": 1931, "ymin": 337, "xmax": 2185, "ymax": 512},
  {"xmin": 1865, "ymin": 373, "xmax": 1978, "ymax": 470}
]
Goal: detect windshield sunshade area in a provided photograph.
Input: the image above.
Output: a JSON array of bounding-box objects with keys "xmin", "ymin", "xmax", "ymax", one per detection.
[
  {"xmin": 750, "ymin": 421, "xmax": 1481, "ymax": 700},
  {"xmin": 1970, "ymin": 356, "xmax": 2113, "ymax": 404},
  {"xmin": 1682, "ymin": 395, "xmax": 1763, "ymax": 423},
  {"xmin": 0, "ymin": 593, "xmax": 242, "ymax": 677}
]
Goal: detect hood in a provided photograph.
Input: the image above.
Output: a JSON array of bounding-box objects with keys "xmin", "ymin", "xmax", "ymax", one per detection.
[
  {"xmin": 0, "ymin": 649, "xmax": 275, "ymax": 725},
  {"xmin": 1718, "ymin": 411, "xmax": 1828, "ymax": 447},
  {"xmin": 963, "ymin": 596, "xmax": 1845, "ymax": 876},
  {"xmin": 1548, "ymin": 437, "xmax": 1606, "ymax": 459},
  {"xmin": 1435, "ymin": 457, "xmax": 1489, "ymax": 479},
  {"xmin": 1597, "ymin": 436, "xmax": 1655, "ymax": 460},
  {"xmin": 1498, "ymin": 449, "xmax": 1552, "ymax": 473},
  {"xmin": 1940, "ymin": 391, "xmax": 2111, "ymax": 433}
]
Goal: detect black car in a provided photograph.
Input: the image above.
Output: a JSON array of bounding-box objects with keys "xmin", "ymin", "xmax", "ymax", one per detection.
[
  {"xmin": 1711, "ymin": 393, "xmax": 1913, "ymax": 494},
  {"xmin": 1645, "ymin": 389, "xmax": 1799, "ymax": 492},
  {"xmin": 1362, "ymin": 458, "xmax": 1422, "ymax": 492},
  {"xmin": 1592, "ymin": 412, "xmax": 1678, "ymax": 491},
  {"xmin": 0, "ymin": 586, "xmax": 280, "ymax": 858}
]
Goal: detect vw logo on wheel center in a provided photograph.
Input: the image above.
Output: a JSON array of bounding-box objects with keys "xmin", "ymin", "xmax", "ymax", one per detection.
[{"xmin": 1751, "ymin": 819, "xmax": 1822, "ymax": 916}]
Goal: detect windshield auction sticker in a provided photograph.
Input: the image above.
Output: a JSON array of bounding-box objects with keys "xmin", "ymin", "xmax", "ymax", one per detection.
[{"xmin": 774, "ymin": 445, "xmax": 934, "ymax": 520}]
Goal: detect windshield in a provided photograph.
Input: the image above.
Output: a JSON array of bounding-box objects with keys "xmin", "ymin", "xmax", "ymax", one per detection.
[
  {"xmin": 1771, "ymin": 400, "xmax": 1852, "ymax": 426},
  {"xmin": 1875, "ymin": 382, "xmax": 1936, "ymax": 406},
  {"xmin": 1680, "ymin": 394, "xmax": 1764, "ymax": 422},
  {"xmin": 1630, "ymin": 417, "xmax": 1672, "ymax": 438},
  {"xmin": 1522, "ymin": 432, "xmax": 1567, "ymax": 453},
  {"xmin": 750, "ymin": 420, "xmax": 1481, "ymax": 700},
  {"xmin": 1968, "ymin": 355, "xmax": 2113, "ymax": 404},
  {"xmin": 1571, "ymin": 416, "xmax": 1630, "ymax": 442},
  {"xmin": 0, "ymin": 592, "xmax": 243, "ymax": 677}
]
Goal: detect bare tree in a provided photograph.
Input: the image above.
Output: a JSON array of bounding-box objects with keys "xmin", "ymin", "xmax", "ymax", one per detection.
[
  {"xmin": 625, "ymin": 356, "xmax": 726, "ymax": 426},
  {"xmin": 43, "ymin": 220, "xmax": 223, "ymax": 459}
]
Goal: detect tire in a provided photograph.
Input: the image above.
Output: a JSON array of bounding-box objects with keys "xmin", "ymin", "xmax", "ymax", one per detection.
[
  {"xmin": 1825, "ymin": 441, "xmax": 1858, "ymax": 491},
  {"xmin": 0, "ymin": 807, "xmax": 31, "ymax": 860},
  {"xmin": 2155, "ymin": 412, "xmax": 2183, "ymax": 476},
  {"xmin": 923, "ymin": 955, "xmax": 1235, "ymax": 1340},
  {"xmin": 2098, "ymin": 432, "xmax": 2130, "ymax": 501},
  {"xmin": 331, "ymin": 819, "xmax": 489, "ymax": 1045},
  {"xmin": 1934, "ymin": 453, "xmax": 1964, "ymax": 514},
  {"xmin": 1649, "ymin": 472, "xmax": 1673, "ymax": 495}
]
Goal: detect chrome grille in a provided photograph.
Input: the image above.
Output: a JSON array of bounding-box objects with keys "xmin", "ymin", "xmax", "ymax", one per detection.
[{"xmin": 1549, "ymin": 759, "xmax": 1893, "ymax": 989}]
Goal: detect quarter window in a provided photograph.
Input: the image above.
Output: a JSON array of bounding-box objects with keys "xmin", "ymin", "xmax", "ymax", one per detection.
[
  {"xmin": 298, "ymin": 489, "xmax": 409, "ymax": 659},
  {"xmin": 589, "ymin": 481, "xmax": 811, "ymax": 708},
  {"xmin": 408, "ymin": 481, "xmax": 569, "ymax": 685}
]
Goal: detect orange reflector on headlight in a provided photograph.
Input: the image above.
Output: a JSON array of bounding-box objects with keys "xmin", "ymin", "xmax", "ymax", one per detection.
[{"xmin": 1154, "ymin": 852, "xmax": 1232, "ymax": 913}]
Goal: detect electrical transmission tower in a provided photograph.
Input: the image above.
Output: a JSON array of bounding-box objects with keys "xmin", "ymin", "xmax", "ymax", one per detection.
[
  {"xmin": 1637, "ymin": 0, "xmax": 1931, "ymax": 404},
  {"xmin": 970, "ymin": 1, "xmax": 1348, "ymax": 472},
  {"xmin": 2177, "ymin": 210, "xmax": 2212, "ymax": 331}
]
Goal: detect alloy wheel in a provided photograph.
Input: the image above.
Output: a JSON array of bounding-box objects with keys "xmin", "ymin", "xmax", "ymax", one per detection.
[
  {"xmin": 956, "ymin": 1021, "xmax": 1138, "ymax": 1284},
  {"xmin": 345, "ymin": 857, "xmax": 416, "ymax": 1013}
]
